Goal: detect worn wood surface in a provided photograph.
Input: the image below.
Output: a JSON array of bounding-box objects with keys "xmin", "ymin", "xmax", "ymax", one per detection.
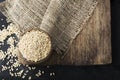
[
  {"xmin": 42, "ymin": 0, "xmax": 111, "ymax": 65},
  {"xmin": 0, "ymin": 0, "xmax": 111, "ymax": 65}
]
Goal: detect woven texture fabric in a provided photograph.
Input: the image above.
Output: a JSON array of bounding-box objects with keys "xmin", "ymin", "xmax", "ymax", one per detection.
[{"xmin": 4, "ymin": 0, "xmax": 98, "ymax": 55}]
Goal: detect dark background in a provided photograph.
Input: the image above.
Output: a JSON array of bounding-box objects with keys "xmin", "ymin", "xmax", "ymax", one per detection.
[{"xmin": 0, "ymin": 0, "xmax": 120, "ymax": 80}]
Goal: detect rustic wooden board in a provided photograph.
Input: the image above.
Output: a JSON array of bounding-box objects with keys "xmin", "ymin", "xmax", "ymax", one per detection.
[
  {"xmin": 0, "ymin": 0, "xmax": 111, "ymax": 65},
  {"xmin": 42, "ymin": 0, "xmax": 111, "ymax": 65}
]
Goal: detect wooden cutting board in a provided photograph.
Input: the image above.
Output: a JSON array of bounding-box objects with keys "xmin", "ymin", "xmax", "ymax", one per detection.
[
  {"xmin": 0, "ymin": 0, "xmax": 111, "ymax": 65},
  {"xmin": 42, "ymin": 0, "xmax": 111, "ymax": 65}
]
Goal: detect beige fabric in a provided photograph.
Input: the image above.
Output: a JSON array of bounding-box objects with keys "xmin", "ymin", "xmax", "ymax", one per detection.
[{"xmin": 2, "ymin": 0, "xmax": 98, "ymax": 56}]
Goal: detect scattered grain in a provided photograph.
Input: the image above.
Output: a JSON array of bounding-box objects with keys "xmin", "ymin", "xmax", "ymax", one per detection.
[
  {"xmin": 1, "ymin": 18, "xmax": 4, "ymax": 21},
  {"xmin": 2, "ymin": 25, "xmax": 5, "ymax": 27},
  {"xmin": 0, "ymin": 50, "xmax": 5, "ymax": 60},
  {"xmin": 42, "ymin": 71, "xmax": 44, "ymax": 74},
  {"xmin": 28, "ymin": 76, "xmax": 32, "ymax": 80}
]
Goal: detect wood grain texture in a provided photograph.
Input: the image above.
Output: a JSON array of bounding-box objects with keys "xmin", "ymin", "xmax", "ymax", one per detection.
[{"xmin": 42, "ymin": 0, "xmax": 111, "ymax": 65}]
